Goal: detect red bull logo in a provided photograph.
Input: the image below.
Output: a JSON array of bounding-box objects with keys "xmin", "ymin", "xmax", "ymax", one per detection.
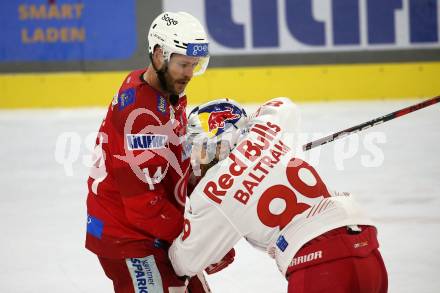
[{"xmin": 208, "ymin": 107, "xmax": 240, "ymax": 132}]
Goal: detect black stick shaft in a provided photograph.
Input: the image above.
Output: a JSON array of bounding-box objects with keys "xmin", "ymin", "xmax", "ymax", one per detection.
[{"xmin": 303, "ymin": 96, "xmax": 440, "ymax": 151}]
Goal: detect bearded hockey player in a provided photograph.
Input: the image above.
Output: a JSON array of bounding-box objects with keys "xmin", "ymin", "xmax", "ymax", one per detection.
[
  {"xmin": 169, "ymin": 98, "xmax": 388, "ymax": 292},
  {"xmin": 85, "ymin": 11, "xmax": 211, "ymax": 293}
]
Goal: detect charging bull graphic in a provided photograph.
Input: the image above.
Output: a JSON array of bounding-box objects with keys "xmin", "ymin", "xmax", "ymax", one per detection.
[{"xmin": 208, "ymin": 107, "xmax": 240, "ymax": 132}]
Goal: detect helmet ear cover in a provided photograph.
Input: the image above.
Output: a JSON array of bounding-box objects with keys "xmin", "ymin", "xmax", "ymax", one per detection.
[{"xmin": 149, "ymin": 45, "xmax": 164, "ymax": 66}]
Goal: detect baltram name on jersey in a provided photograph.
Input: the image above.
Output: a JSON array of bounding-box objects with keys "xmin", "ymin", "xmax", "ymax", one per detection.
[
  {"xmin": 203, "ymin": 121, "xmax": 291, "ymax": 205},
  {"xmin": 126, "ymin": 134, "xmax": 168, "ymax": 151}
]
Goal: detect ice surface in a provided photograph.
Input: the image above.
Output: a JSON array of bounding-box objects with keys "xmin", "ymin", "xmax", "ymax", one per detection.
[{"xmin": 0, "ymin": 99, "xmax": 439, "ymax": 293}]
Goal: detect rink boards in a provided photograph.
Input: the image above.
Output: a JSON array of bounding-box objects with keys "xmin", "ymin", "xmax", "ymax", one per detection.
[{"xmin": 1, "ymin": 61, "xmax": 440, "ymax": 109}]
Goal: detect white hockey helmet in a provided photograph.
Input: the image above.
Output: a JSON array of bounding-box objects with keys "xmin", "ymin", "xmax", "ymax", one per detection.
[
  {"xmin": 148, "ymin": 12, "xmax": 210, "ymax": 76},
  {"xmin": 187, "ymin": 98, "xmax": 248, "ymax": 169}
]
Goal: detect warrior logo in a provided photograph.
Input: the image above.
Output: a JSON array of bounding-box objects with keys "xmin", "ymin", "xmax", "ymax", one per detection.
[{"xmin": 208, "ymin": 107, "xmax": 240, "ymax": 132}]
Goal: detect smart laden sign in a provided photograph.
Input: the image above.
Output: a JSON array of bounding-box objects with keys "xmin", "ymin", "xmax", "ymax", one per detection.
[{"xmin": 0, "ymin": 0, "xmax": 136, "ymax": 61}]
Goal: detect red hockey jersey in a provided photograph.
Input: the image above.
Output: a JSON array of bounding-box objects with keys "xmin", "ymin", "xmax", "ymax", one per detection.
[{"xmin": 86, "ymin": 69, "xmax": 192, "ymax": 258}]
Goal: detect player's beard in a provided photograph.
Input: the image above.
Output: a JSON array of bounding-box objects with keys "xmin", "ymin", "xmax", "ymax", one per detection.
[{"xmin": 157, "ymin": 64, "xmax": 189, "ymax": 96}]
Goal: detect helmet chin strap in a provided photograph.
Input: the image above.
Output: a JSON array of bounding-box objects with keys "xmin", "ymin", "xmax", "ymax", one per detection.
[{"xmin": 149, "ymin": 53, "xmax": 179, "ymax": 106}]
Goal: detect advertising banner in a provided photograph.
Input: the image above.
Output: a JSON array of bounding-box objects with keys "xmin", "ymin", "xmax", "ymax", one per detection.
[
  {"xmin": 0, "ymin": 0, "xmax": 137, "ymax": 61},
  {"xmin": 164, "ymin": 0, "xmax": 440, "ymax": 55}
]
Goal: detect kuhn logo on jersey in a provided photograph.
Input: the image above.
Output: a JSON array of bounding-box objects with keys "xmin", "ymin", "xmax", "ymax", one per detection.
[
  {"xmin": 126, "ymin": 134, "xmax": 167, "ymax": 150},
  {"xmin": 208, "ymin": 107, "xmax": 240, "ymax": 132}
]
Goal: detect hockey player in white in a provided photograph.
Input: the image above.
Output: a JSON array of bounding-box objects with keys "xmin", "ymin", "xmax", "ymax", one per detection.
[{"xmin": 169, "ymin": 97, "xmax": 388, "ymax": 292}]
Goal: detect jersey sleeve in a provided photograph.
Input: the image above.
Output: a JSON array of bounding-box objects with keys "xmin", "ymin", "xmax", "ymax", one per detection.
[
  {"xmin": 168, "ymin": 193, "xmax": 242, "ymax": 277},
  {"xmin": 252, "ymin": 97, "xmax": 300, "ymax": 134}
]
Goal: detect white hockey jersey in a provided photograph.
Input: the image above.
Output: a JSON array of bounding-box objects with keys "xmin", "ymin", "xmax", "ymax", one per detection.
[{"xmin": 169, "ymin": 97, "xmax": 374, "ymax": 277}]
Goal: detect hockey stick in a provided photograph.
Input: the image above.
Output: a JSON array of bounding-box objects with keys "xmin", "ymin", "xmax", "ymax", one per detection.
[{"xmin": 302, "ymin": 95, "xmax": 440, "ymax": 151}]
